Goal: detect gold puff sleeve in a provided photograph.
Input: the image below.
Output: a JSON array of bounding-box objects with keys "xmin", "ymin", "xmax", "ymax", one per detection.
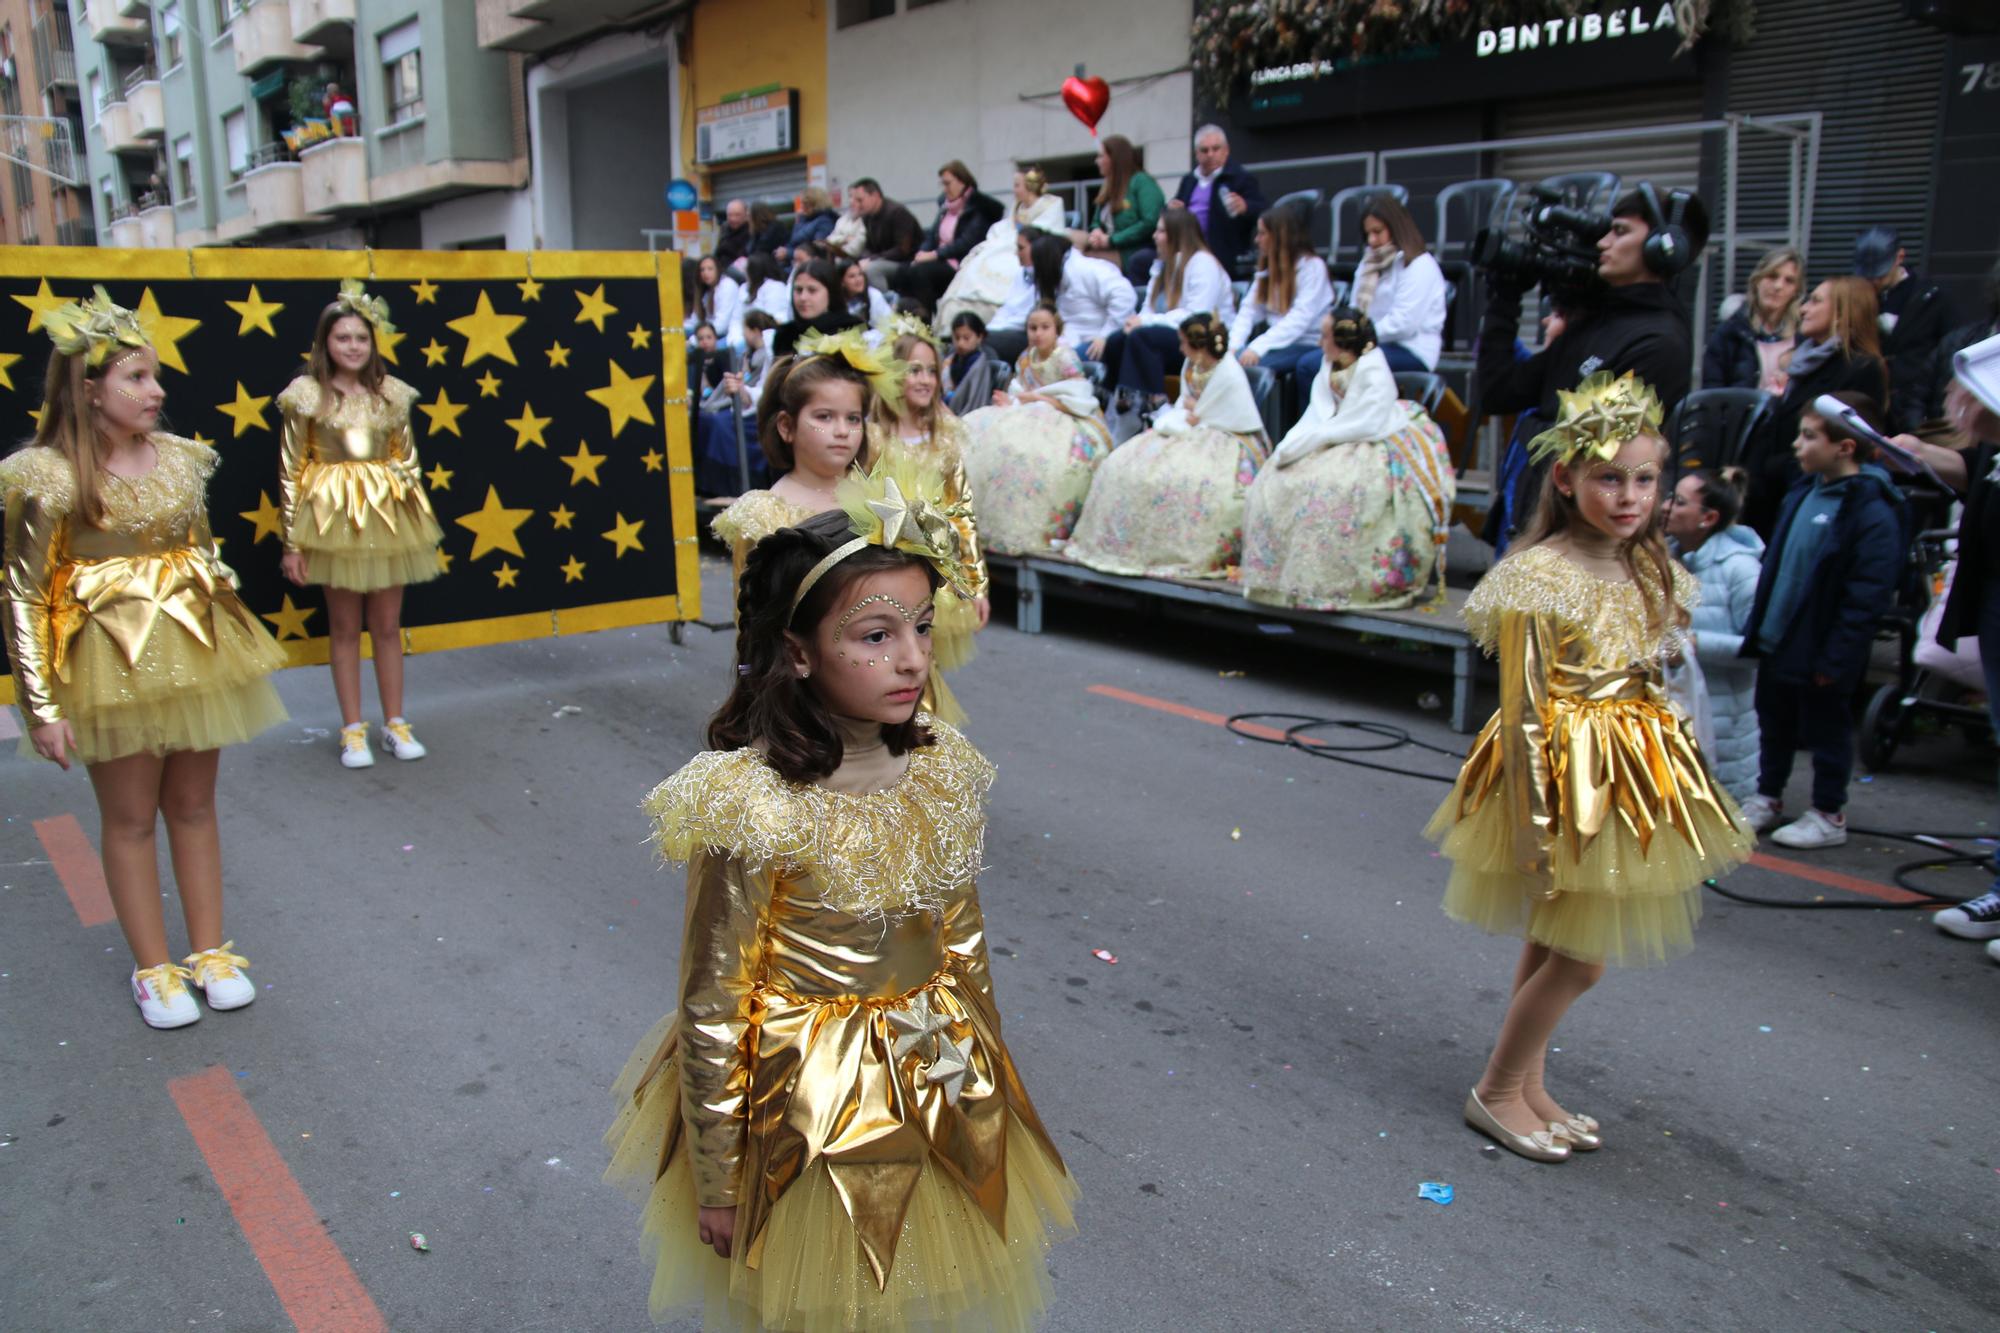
[
  {"xmin": 175, "ymin": 437, "xmax": 242, "ymax": 591},
  {"xmin": 383, "ymin": 377, "xmax": 423, "ymax": 489},
  {"xmin": 932, "ymin": 415, "xmax": 989, "ymax": 599},
  {"xmin": 0, "ymin": 447, "xmax": 72, "ymax": 726},
  {"xmin": 275, "ymin": 377, "xmax": 317, "ymax": 551},
  {"xmin": 1462, "ymin": 554, "xmax": 1561, "ymax": 874}
]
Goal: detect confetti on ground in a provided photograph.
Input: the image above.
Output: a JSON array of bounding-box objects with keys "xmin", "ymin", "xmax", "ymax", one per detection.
[
  {"xmin": 409, "ymin": 1232, "xmax": 430, "ymax": 1252},
  {"xmin": 545, "ymin": 1157, "xmax": 563, "ymax": 1167},
  {"xmin": 1230, "ymin": 827, "xmax": 1242, "ymax": 841},
  {"xmin": 402, "ymin": 844, "xmax": 414, "ymax": 852},
  {"xmin": 1218, "ymin": 670, "xmax": 1246, "ymax": 678},
  {"xmin": 1091, "ymin": 949, "xmax": 1118, "ymax": 964},
  {"xmin": 552, "ymin": 704, "xmax": 583, "ymax": 718},
  {"xmin": 1419, "ymin": 1182, "xmax": 1454, "ymax": 1205},
  {"xmin": 1759, "ymin": 1025, "xmax": 1772, "ymax": 1032}
]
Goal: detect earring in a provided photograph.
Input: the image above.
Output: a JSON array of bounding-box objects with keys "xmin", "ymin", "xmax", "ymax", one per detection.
[{"xmin": 799, "ymin": 668, "xmax": 811, "ymax": 680}]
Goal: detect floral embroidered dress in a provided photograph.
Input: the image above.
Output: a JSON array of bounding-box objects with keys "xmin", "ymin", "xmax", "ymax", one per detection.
[
  {"xmin": 1241, "ymin": 347, "xmax": 1456, "ymax": 610},
  {"xmin": 605, "ymin": 718, "xmax": 1078, "ymax": 1331},
  {"xmin": 1424, "ymin": 546, "xmax": 1752, "ymax": 967},
  {"xmin": 959, "ymin": 345, "xmax": 1114, "ymax": 554},
  {"xmin": 1064, "ymin": 354, "xmax": 1270, "ymax": 579},
  {"xmin": 276, "ymin": 375, "xmax": 443, "ymax": 592}
]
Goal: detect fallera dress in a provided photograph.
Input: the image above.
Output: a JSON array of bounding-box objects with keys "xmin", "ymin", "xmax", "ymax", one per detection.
[
  {"xmin": 1425, "ymin": 546, "xmax": 1753, "ymax": 966},
  {"xmin": 604, "ymin": 717, "xmax": 1078, "ymax": 1331},
  {"xmin": 959, "ymin": 346, "xmax": 1113, "ymax": 554},
  {"xmin": 276, "ymin": 376, "xmax": 444, "ymax": 592},
  {"xmin": 0, "ymin": 436, "xmax": 287, "ymax": 762}
]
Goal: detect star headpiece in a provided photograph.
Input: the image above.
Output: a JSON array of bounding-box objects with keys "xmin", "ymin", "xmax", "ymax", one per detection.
[
  {"xmin": 796, "ymin": 324, "xmax": 907, "ymax": 418},
  {"xmin": 42, "ymin": 286, "xmax": 150, "ymax": 367},
  {"xmin": 333, "ymin": 278, "xmax": 396, "ymax": 338},
  {"xmin": 1526, "ymin": 370, "xmax": 1666, "ymax": 467},
  {"xmin": 789, "ymin": 448, "xmax": 976, "ymax": 618},
  {"xmin": 877, "ymin": 309, "xmax": 944, "ymax": 357}
]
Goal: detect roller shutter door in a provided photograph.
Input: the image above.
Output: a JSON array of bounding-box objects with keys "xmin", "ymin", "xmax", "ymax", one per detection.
[{"xmin": 708, "ymin": 157, "xmax": 809, "ymax": 210}]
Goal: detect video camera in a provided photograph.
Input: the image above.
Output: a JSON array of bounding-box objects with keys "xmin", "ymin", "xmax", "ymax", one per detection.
[{"xmin": 1470, "ymin": 186, "xmax": 1610, "ymax": 296}]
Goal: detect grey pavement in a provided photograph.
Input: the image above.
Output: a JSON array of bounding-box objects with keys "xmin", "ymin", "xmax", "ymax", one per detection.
[{"xmin": 3, "ymin": 553, "xmax": 1998, "ymax": 1332}]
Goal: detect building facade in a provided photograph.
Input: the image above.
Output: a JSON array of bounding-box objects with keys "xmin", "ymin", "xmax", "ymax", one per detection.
[{"xmin": 0, "ymin": 1, "xmax": 93, "ymax": 246}]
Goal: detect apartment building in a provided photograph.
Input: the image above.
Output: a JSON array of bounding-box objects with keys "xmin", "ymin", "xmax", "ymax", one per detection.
[{"xmin": 0, "ymin": 1, "xmax": 94, "ymax": 246}]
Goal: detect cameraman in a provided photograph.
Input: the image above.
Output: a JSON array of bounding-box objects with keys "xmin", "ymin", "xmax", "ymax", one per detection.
[{"xmin": 1478, "ymin": 188, "xmax": 1709, "ymax": 542}]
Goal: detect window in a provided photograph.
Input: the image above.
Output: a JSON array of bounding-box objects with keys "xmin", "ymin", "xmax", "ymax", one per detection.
[
  {"xmin": 98, "ymin": 172, "xmax": 113, "ymax": 220},
  {"xmin": 213, "ymin": 0, "xmax": 244, "ymax": 32},
  {"xmin": 833, "ymin": 0, "xmax": 896, "ymax": 29},
  {"xmin": 173, "ymin": 133, "xmax": 194, "ymax": 199},
  {"xmin": 86, "ymin": 68, "xmax": 102, "ymax": 120},
  {"xmin": 222, "ymin": 107, "xmax": 246, "ymax": 179},
  {"xmin": 378, "ymin": 20, "xmax": 421, "ymax": 124},
  {"xmin": 159, "ymin": 2, "xmax": 182, "ymax": 69}
]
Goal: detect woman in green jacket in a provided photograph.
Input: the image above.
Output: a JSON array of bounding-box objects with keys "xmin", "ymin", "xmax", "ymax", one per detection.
[{"xmin": 1086, "ymin": 134, "xmax": 1163, "ymax": 280}]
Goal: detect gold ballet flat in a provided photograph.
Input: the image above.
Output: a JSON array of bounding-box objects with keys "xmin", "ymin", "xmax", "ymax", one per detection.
[
  {"xmin": 1551, "ymin": 1115, "xmax": 1602, "ymax": 1152},
  {"xmin": 1464, "ymin": 1089, "xmax": 1571, "ymax": 1163}
]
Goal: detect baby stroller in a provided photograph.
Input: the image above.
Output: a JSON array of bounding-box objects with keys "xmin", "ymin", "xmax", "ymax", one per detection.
[{"xmin": 1858, "ymin": 519, "xmax": 1994, "ymax": 770}]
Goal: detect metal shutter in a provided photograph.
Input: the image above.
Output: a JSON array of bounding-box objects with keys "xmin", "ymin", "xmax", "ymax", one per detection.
[
  {"xmin": 708, "ymin": 158, "xmax": 808, "ymax": 210},
  {"xmin": 1497, "ymin": 85, "xmax": 1706, "ymax": 199}
]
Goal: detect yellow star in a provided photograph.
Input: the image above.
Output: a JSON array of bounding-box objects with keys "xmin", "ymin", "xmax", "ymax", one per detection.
[
  {"xmin": 640, "ymin": 448, "xmax": 665, "ymax": 472},
  {"xmin": 262, "ymin": 593, "xmax": 316, "ymax": 641},
  {"xmin": 425, "ymin": 462, "xmax": 454, "ymax": 491},
  {"xmin": 493, "ymin": 561, "xmax": 520, "ymax": 589},
  {"xmin": 446, "ymin": 290, "xmax": 526, "ymax": 368},
  {"xmin": 504, "ymin": 402, "xmax": 553, "ymax": 450},
  {"xmin": 410, "ymin": 277, "xmax": 439, "ymax": 305},
  {"xmin": 475, "ymin": 370, "xmax": 503, "ymax": 398},
  {"xmin": 559, "ymin": 442, "xmax": 606, "ymax": 486},
  {"xmin": 601, "ymin": 512, "xmax": 646, "ymax": 557},
  {"xmin": 420, "ymin": 338, "xmax": 449, "ymax": 367},
  {"xmin": 13, "ymin": 277, "xmax": 70, "ymax": 332},
  {"xmin": 225, "ymin": 284, "xmax": 284, "ymax": 337},
  {"xmin": 0, "ymin": 350, "xmax": 19, "ymax": 391},
  {"xmin": 560, "ymin": 555, "xmax": 587, "ymax": 583},
  {"xmin": 216, "ymin": 382, "xmax": 273, "ymax": 437},
  {"xmin": 586, "ymin": 358, "xmax": 656, "ymax": 438},
  {"xmin": 627, "ymin": 323, "xmax": 653, "ymax": 350},
  {"xmin": 375, "ymin": 325, "xmax": 405, "ymax": 365},
  {"xmin": 517, "ymin": 276, "xmax": 544, "ymax": 302},
  {"xmin": 135, "ymin": 289, "xmax": 201, "ymax": 375},
  {"xmin": 436, "ymin": 548, "xmax": 455, "ymax": 573},
  {"xmin": 192, "ymin": 432, "xmax": 215, "ymax": 448},
  {"xmin": 549, "ymin": 503, "xmax": 576, "ymax": 530},
  {"xmin": 27, "ymin": 406, "xmax": 41, "ymax": 426},
  {"xmin": 545, "ymin": 340, "xmax": 572, "ymax": 368},
  {"xmin": 453, "ymin": 485, "xmax": 534, "ymax": 561},
  {"xmin": 573, "ymin": 283, "xmax": 618, "ymax": 332},
  {"xmin": 239, "ymin": 491, "xmax": 284, "ymax": 543},
  {"xmin": 418, "ymin": 388, "xmax": 468, "ymax": 437}
]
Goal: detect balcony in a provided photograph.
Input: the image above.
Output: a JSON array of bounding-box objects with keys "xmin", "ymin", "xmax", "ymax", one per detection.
[
  {"xmin": 98, "ymin": 100, "xmax": 149, "ymax": 155},
  {"xmin": 122, "ymin": 69, "xmax": 164, "ymax": 138},
  {"xmin": 83, "ymin": 0, "xmax": 149, "ymax": 45},
  {"xmin": 107, "ymin": 208, "xmax": 144, "ymax": 248},
  {"xmin": 475, "ymin": 0, "xmax": 668, "ymax": 52},
  {"xmin": 300, "ymin": 134, "xmax": 365, "ymax": 212},
  {"xmin": 138, "ymin": 202, "xmax": 174, "ymax": 248},
  {"xmin": 56, "ymin": 217, "xmax": 97, "ymax": 247},
  {"xmin": 118, "ymin": 0, "xmax": 150, "ymax": 17},
  {"xmin": 32, "ymin": 13, "xmax": 79, "ymax": 93},
  {"xmin": 233, "ymin": 0, "xmax": 311, "ymax": 75},
  {"xmin": 244, "ymin": 147, "xmax": 310, "ymax": 229},
  {"xmin": 288, "ymin": 0, "xmax": 355, "ymax": 45},
  {"xmin": 43, "ymin": 136, "xmax": 84, "ymax": 187}
]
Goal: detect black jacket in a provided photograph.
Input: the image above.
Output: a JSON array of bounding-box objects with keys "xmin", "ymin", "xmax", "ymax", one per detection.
[
  {"xmin": 1922, "ymin": 317, "xmax": 1999, "ymax": 422},
  {"xmin": 713, "ymin": 222, "xmax": 753, "ymax": 269},
  {"xmin": 919, "ymin": 190, "xmax": 1004, "ymax": 264},
  {"xmin": 863, "ymin": 202, "xmax": 923, "ymax": 263},
  {"xmin": 1740, "ymin": 348, "xmax": 1889, "ymax": 538},
  {"xmin": 1739, "ymin": 467, "xmax": 1904, "ymax": 687},
  {"xmin": 1701, "ymin": 307, "xmax": 1785, "ymax": 390},
  {"xmin": 1879, "ymin": 272, "xmax": 1954, "ymax": 431},
  {"xmin": 1936, "ymin": 442, "xmax": 2000, "ymax": 646},
  {"xmin": 1173, "ymin": 164, "xmax": 1265, "ymax": 269},
  {"xmin": 749, "ymin": 222, "xmax": 790, "ymax": 257},
  {"xmin": 772, "ymin": 308, "xmax": 865, "ymax": 357},
  {"xmin": 1478, "ymin": 279, "xmax": 1693, "ymax": 422}
]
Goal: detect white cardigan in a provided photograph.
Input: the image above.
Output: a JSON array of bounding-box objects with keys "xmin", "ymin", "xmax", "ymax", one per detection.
[
  {"xmin": 686, "ymin": 274, "xmax": 743, "ymax": 339},
  {"xmin": 991, "ymin": 249, "xmax": 1139, "ymax": 343},
  {"xmin": 1355, "ymin": 251, "xmax": 1447, "ymax": 369},
  {"xmin": 1229, "ymin": 256, "xmax": 1334, "ymax": 358},
  {"xmin": 1137, "ymin": 250, "xmax": 1237, "ymax": 328}
]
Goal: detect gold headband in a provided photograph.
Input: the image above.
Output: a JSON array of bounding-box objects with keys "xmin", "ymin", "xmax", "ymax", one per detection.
[
  {"xmin": 790, "ymin": 450, "xmax": 975, "ymax": 616},
  {"xmin": 878, "ymin": 309, "xmax": 944, "ymax": 357},
  {"xmin": 333, "ymin": 278, "xmax": 395, "ymax": 337},
  {"xmin": 795, "ymin": 325, "xmax": 907, "ymax": 418},
  {"xmin": 1527, "ymin": 370, "xmax": 1665, "ymax": 467},
  {"xmin": 43, "ymin": 285, "xmax": 150, "ymax": 367}
]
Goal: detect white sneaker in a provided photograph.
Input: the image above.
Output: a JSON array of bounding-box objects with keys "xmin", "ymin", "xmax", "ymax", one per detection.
[
  {"xmin": 339, "ymin": 722, "xmax": 374, "ymax": 768},
  {"xmin": 184, "ymin": 942, "xmax": 255, "ymax": 1011},
  {"xmin": 1935, "ymin": 891, "xmax": 2000, "ymax": 941},
  {"xmin": 1770, "ymin": 808, "xmax": 1848, "ymax": 849},
  {"xmin": 1737, "ymin": 793, "xmax": 1783, "ymax": 833},
  {"xmin": 1985, "ymin": 939, "xmax": 2000, "ymax": 965},
  {"xmin": 381, "ymin": 718, "xmax": 427, "ymax": 761},
  {"xmin": 132, "ymin": 964, "xmax": 200, "ymax": 1029}
]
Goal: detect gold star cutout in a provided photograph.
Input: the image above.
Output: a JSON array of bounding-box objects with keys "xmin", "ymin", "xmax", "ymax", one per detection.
[
  {"xmin": 217, "ymin": 382, "xmax": 273, "ymax": 437},
  {"xmin": 453, "ymin": 485, "xmax": 534, "ymax": 561},
  {"xmin": 493, "ymin": 561, "xmax": 520, "ymax": 589},
  {"xmin": 418, "ymin": 388, "xmax": 469, "ymax": 437},
  {"xmin": 640, "ymin": 448, "xmax": 665, "ymax": 472},
  {"xmin": 192, "ymin": 432, "xmax": 215, "ymax": 448},
  {"xmin": 446, "ymin": 290, "xmax": 526, "ymax": 368},
  {"xmin": 436, "ymin": 549, "xmax": 455, "ymax": 573},
  {"xmin": 0, "ymin": 350, "xmax": 19, "ymax": 391},
  {"xmin": 420, "ymin": 339, "xmax": 450, "ymax": 367},
  {"xmin": 545, "ymin": 340, "xmax": 572, "ymax": 368},
  {"xmin": 517, "ymin": 276, "xmax": 544, "ymax": 302},
  {"xmin": 375, "ymin": 325, "xmax": 405, "ymax": 365},
  {"xmin": 262, "ymin": 594, "xmax": 316, "ymax": 641},
  {"xmin": 425, "ymin": 462, "xmax": 454, "ymax": 491},
  {"xmin": 560, "ymin": 555, "xmax": 587, "ymax": 583},
  {"xmin": 475, "ymin": 370, "xmax": 503, "ymax": 398},
  {"xmin": 504, "ymin": 402, "xmax": 553, "ymax": 450},
  {"xmin": 12, "ymin": 277, "xmax": 68, "ymax": 331},
  {"xmin": 559, "ymin": 442, "xmax": 606, "ymax": 486},
  {"xmin": 27, "ymin": 407, "xmax": 41, "ymax": 426},
  {"xmin": 549, "ymin": 504, "xmax": 576, "ymax": 530},
  {"xmin": 573, "ymin": 283, "xmax": 618, "ymax": 333},
  {"xmin": 135, "ymin": 290, "xmax": 201, "ymax": 375},
  {"xmin": 225, "ymin": 284, "xmax": 285, "ymax": 337},
  {"xmin": 410, "ymin": 277, "xmax": 439, "ymax": 304},
  {"xmin": 586, "ymin": 359, "xmax": 657, "ymax": 438},
  {"xmin": 239, "ymin": 491, "xmax": 284, "ymax": 544},
  {"xmin": 627, "ymin": 323, "xmax": 653, "ymax": 350},
  {"xmin": 601, "ymin": 512, "xmax": 646, "ymax": 557}
]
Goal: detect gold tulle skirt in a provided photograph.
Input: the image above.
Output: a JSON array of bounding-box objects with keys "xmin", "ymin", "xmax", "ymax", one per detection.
[
  {"xmin": 605, "ymin": 1015, "xmax": 1080, "ymax": 1333},
  {"xmin": 297, "ymin": 508, "xmax": 445, "ymax": 592}
]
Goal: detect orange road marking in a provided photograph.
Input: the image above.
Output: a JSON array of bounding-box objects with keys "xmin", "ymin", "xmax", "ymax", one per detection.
[
  {"xmin": 33, "ymin": 814, "xmax": 113, "ymax": 928},
  {"xmin": 1089, "ymin": 682, "xmax": 1931, "ymax": 907},
  {"xmin": 169, "ymin": 1066, "xmax": 388, "ymax": 1333}
]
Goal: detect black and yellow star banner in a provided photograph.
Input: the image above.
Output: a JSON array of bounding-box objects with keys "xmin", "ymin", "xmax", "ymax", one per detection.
[{"xmin": 0, "ymin": 246, "xmax": 694, "ymax": 701}]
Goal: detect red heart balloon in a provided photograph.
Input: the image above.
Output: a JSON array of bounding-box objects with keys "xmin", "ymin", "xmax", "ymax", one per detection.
[{"xmin": 1060, "ymin": 75, "xmax": 1111, "ymax": 136}]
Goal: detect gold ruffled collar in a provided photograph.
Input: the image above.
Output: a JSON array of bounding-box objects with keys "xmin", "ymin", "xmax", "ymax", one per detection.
[
  {"xmin": 277, "ymin": 374, "xmax": 417, "ymax": 427},
  {"xmin": 642, "ymin": 715, "xmax": 994, "ymax": 921},
  {"xmin": 0, "ymin": 434, "xmax": 212, "ymax": 532},
  {"xmin": 1463, "ymin": 544, "xmax": 1695, "ymax": 668},
  {"xmin": 710, "ymin": 488, "xmax": 819, "ymax": 549}
]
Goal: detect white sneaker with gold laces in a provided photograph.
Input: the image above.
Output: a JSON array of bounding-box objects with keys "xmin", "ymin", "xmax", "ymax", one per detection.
[
  {"xmin": 132, "ymin": 963, "xmax": 201, "ymax": 1029},
  {"xmin": 184, "ymin": 942, "xmax": 255, "ymax": 1010},
  {"xmin": 340, "ymin": 722, "xmax": 375, "ymax": 768},
  {"xmin": 381, "ymin": 718, "xmax": 427, "ymax": 761}
]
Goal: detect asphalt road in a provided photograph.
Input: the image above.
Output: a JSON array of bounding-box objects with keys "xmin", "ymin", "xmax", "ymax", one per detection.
[{"xmin": 4, "ymin": 554, "xmax": 1997, "ymax": 1332}]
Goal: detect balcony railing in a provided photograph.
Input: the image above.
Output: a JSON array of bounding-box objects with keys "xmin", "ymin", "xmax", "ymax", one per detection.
[
  {"xmin": 56, "ymin": 217, "xmax": 96, "ymax": 246},
  {"xmin": 119, "ymin": 61, "xmax": 157, "ymax": 94},
  {"xmin": 32, "ymin": 13, "xmax": 79, "ymax": 93},
  {"xmin": 233, "ymin": 0, "xmax": 311, "ymax": 75},
  {"xmin": 83, "ymin": 0, "xmax": 149, "ymax": 45},
  {"xmin": 300, "ymin": 133, "xmax": 364, "ymax": 211},
  {"xmin": 288, "ymin": 0, "xmax": 355, "ymax": 44}
]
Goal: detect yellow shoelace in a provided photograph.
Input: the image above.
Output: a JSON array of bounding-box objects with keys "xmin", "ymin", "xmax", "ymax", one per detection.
[
  {"xmin": 183, "ymin": 941, "xmax": 250, "ymax": 986},
  {"xmin": 341, "ymin": 724, "xmax": 369, "ymax": 752},
  {"xmin": 135, "ymin": 962, "xmax": 195, "ymax": 1001},
  {"xmin": 386, "ymin": 721, "xmax": 416, "ymax": 745}
]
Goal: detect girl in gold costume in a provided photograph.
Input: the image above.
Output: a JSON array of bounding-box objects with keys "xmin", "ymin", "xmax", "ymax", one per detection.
[
  {"xmin": 276, "ymin": 282, "xmax": 442, "ymax": 769},
  {"xmin": 606, "ymin": 458, "xmax": 1077, "ymax": 1331},
  {"xmin": 1426, "ymin": 372, "xmax": 1751, "ymax": 1162},
  {"xmin": 1, "ymin": 289, "xmax": 286, "ymax": 1028}
]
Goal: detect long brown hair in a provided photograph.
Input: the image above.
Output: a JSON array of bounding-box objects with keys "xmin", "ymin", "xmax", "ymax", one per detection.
[
  {"xmin": 708, "ymin": 510, "xmax": 937, "ymax": 782},
  {"xmin": 1095, "ymin": 135, "xmax": 1141, "ymax": 217},
  {"xmin": 1252, "ymin": 206, "xmax": 1317, "ymax": 316},
  {"xmin": 1153, "ymin": 207, "xmax": 1211, "ymax": 312},
  {"xmin": 304, "ymin": 302, "xmax": 388, "ymax": 419},
  {"xmin": 29, "ymin": 345, "xmax": 148, "ymax": 526},
  {"xmin": 1513, "ymin": 430, "xmax": 1687, "ymax": 636},
  {"xmin": 757, "ymin": 350, "xmax": 872, "ymax": 473},
  {"xmin": 1361, "ymin": 194, "xmax": 1427, "ymax": 262},
  {"xmin": 1819, "ymin": 275, "xmax": 1883, "ymax": 361},
  {"xmin": 870, "ymin": 333, "xmax": 944, "ymax": 439}
]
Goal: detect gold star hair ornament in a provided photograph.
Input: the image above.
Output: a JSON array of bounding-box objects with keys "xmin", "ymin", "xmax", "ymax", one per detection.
[
  {"xmin": 795, "ymin": 324, "xmax": 908, "ymax": 419},
  {"xmin": 1527, "ymin": 370, "xmax": 1666, "ymax": 468},
  {"xmin": 334, "ymin": 278, "xmax": 396, "ymax": 338},
  {"xmin": 877, "ymin": 309, "xmax": 944, "ymax": 356},
  {"xmin": 42, "ymin": 286, "xmax": 150, "ymax": 367},
  {"xmin": 790, "ymin": 448, "xmax": 976, "ymax": 618}
]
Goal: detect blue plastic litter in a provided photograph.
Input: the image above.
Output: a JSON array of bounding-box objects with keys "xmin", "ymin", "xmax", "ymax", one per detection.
[{"xmin": 1418, "ymin": 1181, "xmax": 1454, "ymax": 1205}]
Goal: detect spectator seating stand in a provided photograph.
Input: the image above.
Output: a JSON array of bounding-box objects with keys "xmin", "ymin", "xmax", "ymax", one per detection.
[{"xmin": 1667, "ymin": 387, "xmax": 1776, "ymax": 471}]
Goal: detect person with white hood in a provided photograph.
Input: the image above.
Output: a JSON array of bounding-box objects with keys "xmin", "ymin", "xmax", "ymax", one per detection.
[{"xmin": 1665, "ymin": 466, "xmax": 1764, "ymax": 802}]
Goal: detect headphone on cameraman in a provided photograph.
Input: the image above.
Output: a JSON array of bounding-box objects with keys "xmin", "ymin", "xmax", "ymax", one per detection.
[{"xmin": 1636, "ymin": 181, "xmax": 1697, "ymax": 278}]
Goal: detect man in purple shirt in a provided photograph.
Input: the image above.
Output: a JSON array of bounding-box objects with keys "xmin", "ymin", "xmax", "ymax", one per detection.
[{"xmin": 1169, "ymin": 124, "xmax": 1265, "ymax": 273}]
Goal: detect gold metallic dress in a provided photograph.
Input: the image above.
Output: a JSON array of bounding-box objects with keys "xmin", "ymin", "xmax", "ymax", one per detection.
[
  {"xmin": 277, "ymin": 376, "xmax": 443, "ymax": 592},
  {"xmin": 605, "ymin": 720, "xmax": 1077, "ymax": 1331},
  {"xmin": 0, "ymin": 436, "xmax": 287, "ymax": 762},
  {"xmin": 1424, "ymin": 546, "xmax": 1751, "ymax": 966},
  {"xmin": 867, "ymin": 415, "xmax": 988, "ymax": 717},
  {"xmin": 710, "ymin": 488, "xmax": 819, "ymax": 611}
]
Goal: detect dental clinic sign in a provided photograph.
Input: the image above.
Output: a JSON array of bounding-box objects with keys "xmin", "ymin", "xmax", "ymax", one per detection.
[{"xmin": 1476, "ymin": 4, "xmax": 1682, "ymax": 58}]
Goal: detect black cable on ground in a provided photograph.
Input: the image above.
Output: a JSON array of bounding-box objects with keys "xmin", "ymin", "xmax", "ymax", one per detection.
[{"xmin": 1704, "ymin": 826, "xmax": 1990, "ymax": 910}]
